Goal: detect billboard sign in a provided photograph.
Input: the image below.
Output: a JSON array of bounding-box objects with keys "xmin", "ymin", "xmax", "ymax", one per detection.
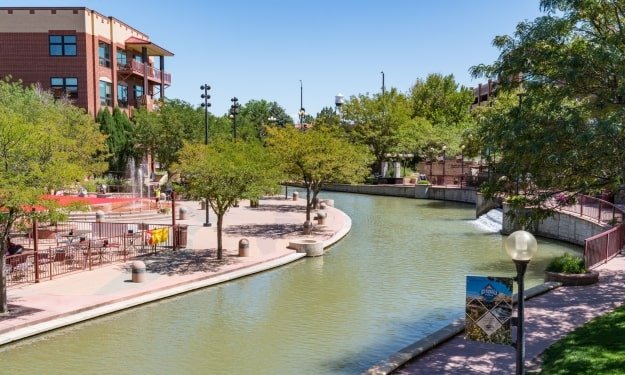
[{"xmin": 465, "ymin": 276, "xmax": 513, "ymax": 345}]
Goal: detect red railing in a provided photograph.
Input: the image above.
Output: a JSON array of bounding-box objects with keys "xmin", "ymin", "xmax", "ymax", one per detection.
[
  {"xmin": 584, "ymin": 224, "xmax": 625, "ymax": 269},
  {"xmin": 117, "ymin": 60, "xmax": 171, "ymax": 85},
  {"xmin": 560, "ymin": 195, "xmax": 625, "ymax": 226},
  {"xmin": 5, "ymin": 221, "xmax": 181, "ymax": 287}
]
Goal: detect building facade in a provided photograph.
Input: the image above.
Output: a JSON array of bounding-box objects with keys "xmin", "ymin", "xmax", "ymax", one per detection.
[{"xmin": 0, "ymin": 7, "xmax": 173, "ymax": 116}]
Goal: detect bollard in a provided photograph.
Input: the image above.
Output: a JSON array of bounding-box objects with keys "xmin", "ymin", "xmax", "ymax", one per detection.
[
  {"xmin": 316, "ymin": 212, "xmax": 327, "ymax": 225},
  {"xmin": 95, "ymin": 210, "xmax": 105, "ymax": 222},
  {"xmin": 312, "ymin": 197, "xmax": 319, "ymax": 209},
  {"xmin": 303, "ymin": 220, "xmax": 313, "ymax": 235},
  {"xmin": 200, "ymin": 199, "xmax": 206, "ymax": 210},
  {"xmin": 319, "ymin": 202, "xmax": 326, "ymax": 210},
  {"xmin": 238, "ymin": 238, "xmax": 250, "ymax": 257},
  {"xmin": 179, "ymin": 206, "xmax": 188, "ymax": 220},
  {"xmin": 292, "ymin": 191, "xmax": 299, "ymax": 201},
  {"xmin": 131, "ymin": 261, "xmax": 146, "ymax": 283}
]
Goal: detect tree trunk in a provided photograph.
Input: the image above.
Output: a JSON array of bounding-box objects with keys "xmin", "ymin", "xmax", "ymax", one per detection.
[
  {"xmin": 217, "ymin": 213, "xmax": 223, "ymax": 260},
  {"xmin": 305, "ymin": 187, "xmax": 312, "ymax": 221},
  {"xmin": 1, "ymin": 247, "xmax": 6, "ymax": 314}
]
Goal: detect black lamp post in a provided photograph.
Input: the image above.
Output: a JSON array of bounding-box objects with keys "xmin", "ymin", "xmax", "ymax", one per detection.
[
  {"xmin": 504, "ymin": 230, "xmax": 538, "ymax": 375},
  {"xmin": 299, "ymin": 80, "xmax": 306, "ymax": 131},
  {"xmin": 442, "ymin": 145, "xmax": 447, "ymax": 186},
  {"xmin": 229, "ymin": 97, "xmax": 240, "ymax": 141},
  {"xmin": 429, "ymin": 147, "xmax": 434, "ymax": 182},
  {"xmin": 460, "ymin": 145, "xmax": 465, "ymax": 187},
  {"xmin": 381, "ymin": 71, "xmax": 385, "ymax": 95},
  {"xmin": 200, "ymin": 84, "xmax": 212, "ymax": 227}
]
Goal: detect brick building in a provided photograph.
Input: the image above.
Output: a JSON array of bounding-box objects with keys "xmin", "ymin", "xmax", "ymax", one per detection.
[{"xmin": 0, "ymin": 7, "xmax": 173, "ymax": 116}]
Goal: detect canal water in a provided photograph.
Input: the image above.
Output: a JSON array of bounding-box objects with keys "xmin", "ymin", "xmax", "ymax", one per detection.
[{"xmin": 0, "ymin": 191, "xmax": 581, "ymax": 374}]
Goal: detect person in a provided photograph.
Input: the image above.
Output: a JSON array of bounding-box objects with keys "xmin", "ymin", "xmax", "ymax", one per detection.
[
  {"xmin": 8, "ymin": 241, "xmax": 24, "ymax": 255},
  {"xmin": 154, "ymin": 187, "xmax": 161, "ymax": 209}
]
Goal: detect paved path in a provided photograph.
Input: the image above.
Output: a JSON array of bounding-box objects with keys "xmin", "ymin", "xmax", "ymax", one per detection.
[
  {"xmin": 0, "ymin": 196, "xmax": 350, "ymax": 345},
  {"xmin": 390, "ymin": 254, "xmax": 625, "ymax": 374}
]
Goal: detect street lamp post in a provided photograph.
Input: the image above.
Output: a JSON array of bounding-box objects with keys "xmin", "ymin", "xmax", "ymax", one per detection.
[
  {"xmin": 460, "ymin": 145, "xmax": 465, "ymax": 187},
  {"xmin": 442, "ymin": 145, "xmax": 447, "ymax": 186},
  {"xmin": 229, "ymin": 97, "xmax": 240, "ymax": 141},
  {"xmin": 299, "ymin": 80, "xmax": 305, "ymax": 131},
  {"xmin": 269, "ymin": 115, "xmax": 289, "ymax": 199},
  {"xmin": 200, "ymin": 84, "xmax": 212, "ymax": 227},
  {"xmin": 429, "ymin": 147, "xmax": 434, "ymax": 182},
  {"xmin": 504, "ymin": 230, "xmax": 538, "ymax": 375}
]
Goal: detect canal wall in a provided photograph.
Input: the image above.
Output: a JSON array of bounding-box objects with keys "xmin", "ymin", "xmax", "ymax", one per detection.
[
  {"xmin": 501, "ymin": 202, "xmax": 606, "ymax": 245},
  {"xmin": 322, "ymin": 183, "xmax": 476, "ymax": 203}
]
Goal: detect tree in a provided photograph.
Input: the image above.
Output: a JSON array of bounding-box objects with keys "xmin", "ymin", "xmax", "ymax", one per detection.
[
  {"xmin": 341, "ymin": 88, "xmax": 413, "ymax": 174},
  {"xmin": 236, "ymin": 99, "xmax": 292, "ymax": 141},
  {"xmin": 470, "ymin": 0, "xmax": 625, "ymax": 222},
  {"xmin": 97, "ymin": 107, "xmax": 136, "ymax": 176},
  {"xmin": 266, "ymin": 126, "xmax": 373, "ymax": 221},
  {"xmin": 133, "ymin": 99, "xmax": 203, "ymax": 175},
  {"xmin": 175, "ymin": 141, "xmax": 281, "ymax": 259},
  {"xmin": 0, "ymin": 78, "xmax": 107, "ymax": 313},
  {"xmin": 314, "ymin": 106, "xmax": 341, "ymax": 129}
]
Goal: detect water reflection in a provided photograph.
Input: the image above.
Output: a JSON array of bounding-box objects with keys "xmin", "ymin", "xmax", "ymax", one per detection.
[{"xmin": 1, "ymin": 191, "xmax": 581, "ymax": 374}]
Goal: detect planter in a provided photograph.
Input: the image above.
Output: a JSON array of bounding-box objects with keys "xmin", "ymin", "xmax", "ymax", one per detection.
[{"xmin": 544, "ymin": 270, "xmax": 599, "ymax": 286}]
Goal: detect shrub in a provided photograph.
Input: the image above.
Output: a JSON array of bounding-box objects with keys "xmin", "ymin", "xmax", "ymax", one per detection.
[
  {"xmin": 417, "ymin": 179, "xmax": 430, "ymax": 185},
  {"xmin": 545, "ymin": 253, "xmax": 587, "ymax": 274}
]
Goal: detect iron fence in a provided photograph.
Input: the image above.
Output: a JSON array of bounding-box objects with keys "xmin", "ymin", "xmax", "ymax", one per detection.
[
  {"xmin": 584, "ymin": 224, "xmax": 625, "ymax": 269},
  {"xmin": 560, "ymin": 195, "xmax": 625, "ymax": 226}
]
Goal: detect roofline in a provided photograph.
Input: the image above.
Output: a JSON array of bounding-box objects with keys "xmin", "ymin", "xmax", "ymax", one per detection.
[{"xmin": 0, "ymin": 7, "xmax": 153, "ymax": 43}]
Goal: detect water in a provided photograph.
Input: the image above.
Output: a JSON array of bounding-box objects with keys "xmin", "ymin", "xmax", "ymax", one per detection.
[{"xmin": 0, "ymin": 192, "xmax": 581, "ymax": 374}]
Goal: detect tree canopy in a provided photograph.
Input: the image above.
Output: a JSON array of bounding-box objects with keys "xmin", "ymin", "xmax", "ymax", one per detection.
[{"xmin": 470, "ymin": 0, "xmax": 625, "ymax": 222}]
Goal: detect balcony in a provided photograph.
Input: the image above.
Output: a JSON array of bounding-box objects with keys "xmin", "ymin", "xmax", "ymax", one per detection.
[{"xmin": 117, "ymin": 59, "xmax": 171, "ymax": 86}]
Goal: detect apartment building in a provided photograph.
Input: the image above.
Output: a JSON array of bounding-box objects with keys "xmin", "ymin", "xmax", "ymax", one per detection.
[{"xmin": 0, "ymin": 7, "xmax": 173, "ymax": 116}]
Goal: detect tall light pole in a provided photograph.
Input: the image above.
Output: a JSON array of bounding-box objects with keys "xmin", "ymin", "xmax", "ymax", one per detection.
[
  {"xmin": 200, "ymin": 84, "xmax": 211, "ymax": 145},
  {"xmin": 381, "ymin": 71, "xmax": 385, "ymax": 95},
  {"xmin": 200, "ymin": 84, "xmax": 212, "ymax": 227},
  {"xmin": 442, "ymin": 145, "xmax": 447, "ymax": 186},
  {"xmin": 299, "ymin": 80, "xmax": 305, "ymax": 131},
  {"xmin": 460, "ymin": 145, "xmax": 465, "ymax": 187},
  {"xmin": 229, "ymin": 97, "xmax": 240, "ymax": 141},
  {"xmin": 504, "ymin": 230, "xmax": 538, "ymax": 375}
]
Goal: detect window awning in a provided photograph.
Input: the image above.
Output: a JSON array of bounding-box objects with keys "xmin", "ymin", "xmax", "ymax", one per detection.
[{"xmin": 125, "ymin": 37, "xmax": 174, "ymax": 57}]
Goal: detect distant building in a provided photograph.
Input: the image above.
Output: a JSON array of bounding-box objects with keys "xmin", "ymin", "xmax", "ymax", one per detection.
[
  {"xmin": 0, "ymin": 7, "xmax": 173, "ymax": 116},
  {"xmin": 471, "ymin": 79, "xmax": 497, "ymax": 108}
]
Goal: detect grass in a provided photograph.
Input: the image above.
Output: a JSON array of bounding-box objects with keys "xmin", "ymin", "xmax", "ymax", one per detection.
[{"xmin": 537, "ymin": 304, "xmax": 625, "ymax": 374}]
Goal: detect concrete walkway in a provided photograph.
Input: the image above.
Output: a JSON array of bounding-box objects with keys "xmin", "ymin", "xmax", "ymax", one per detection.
[
  {"xmin": 370, "ymin": 254, "xmax": 625, "ymax": 374},
  {"xmin": 0, "ymin": 196, "xmax": 350, "ymax": 345}
]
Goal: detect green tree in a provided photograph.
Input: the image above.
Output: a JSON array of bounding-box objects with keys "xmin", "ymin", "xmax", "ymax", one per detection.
[
  {"xmin": 314, "ymin": 106, "xmax": 341, "ymax": 129},
  {"xmin": 0, "ymin": 78, "xmax": 107, "ymax": 313},
  {"xmin": 175, "ymin": 141, "xmax": 281, "ymax": 259},
  {"xmin": 133, "ymin": 99, "xmax": 203, "ymax": 175},
  {"xmin": 341, "ymin": 88, "xmax": 412, "ymax": 174},
  {"xmin": 236, "ymin": 100, "xmax": 292, "ymax": 141},
  {"xmin": 470, "ymin": 0, "xmax": 625, "ymax": 220},
  {"xmin": 266, "ymin": 126, "xmax": 373, "ymax": 221},
  {"xmin": 97, "ymin": 107, "xmax": 136, "ymax": 176}
]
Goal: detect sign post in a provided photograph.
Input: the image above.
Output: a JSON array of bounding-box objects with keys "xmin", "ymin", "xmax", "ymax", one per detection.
[{"xmin": 465, "ymin": 276, "xmax": 513, "ymax": 345}]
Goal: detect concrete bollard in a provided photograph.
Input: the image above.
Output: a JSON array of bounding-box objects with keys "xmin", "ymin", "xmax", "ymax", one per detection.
[
  {"xmin": 131, "ymin": 261, "xmax": 146, "ymax": 283},
  {"xmin": 179, "ymin": 206, "xmax": 188, "ymax": 220},
  {"xmin": 316, "ymin": 212, "xmax": 327, "ymax": 225},
  {"xmin": 95, "ymin": 210, "xmax": 105, "ymax": 222},
  {"xmin": 292, "ymin": 191, "xmax": 299, "ymax": 201},
  {"xmin": 303, "ymin": 220, "xmax": 313, "ymax": 235},
  {"xmin": 200, "ymin": 200, "xmax": 206, "ymax": 210},
  {"xmin": 238, "ymin": 238, "xmax": 250, "ymax": 257},
  {"xmin": 319, "ymin": 202, "xmax": 326, "ymax": 210}
]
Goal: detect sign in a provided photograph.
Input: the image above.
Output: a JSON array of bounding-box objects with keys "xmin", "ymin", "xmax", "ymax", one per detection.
[{"xmin": 465, "ymin": 276, "xmax": 513, "ymax": 345}]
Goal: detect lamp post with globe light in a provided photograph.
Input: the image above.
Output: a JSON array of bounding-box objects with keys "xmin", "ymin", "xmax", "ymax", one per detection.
[{"xmin": 504, "ymin": 230, "xmax": 538, "ymax": 375}]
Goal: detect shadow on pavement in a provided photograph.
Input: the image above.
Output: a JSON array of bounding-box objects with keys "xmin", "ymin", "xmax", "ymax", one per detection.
[
  {"xmin": 224, "ymin": 223, "xmax": 301, "ymax": 238},
  {"xmin": 246, "ymin": 204, "xmax": 306, "ymax": 213},
  {"xmin": 0, "ymin": 304, "xmax": 44, "ymax": 321},
  {"xmin": 135, "ymin": 249, "xmax": 239, "ymax": 276}
]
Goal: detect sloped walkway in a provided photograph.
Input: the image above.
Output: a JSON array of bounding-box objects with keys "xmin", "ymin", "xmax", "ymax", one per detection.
[{"xmin": 381, "ymin": 254, "xmax": 625, "ymax": 374}]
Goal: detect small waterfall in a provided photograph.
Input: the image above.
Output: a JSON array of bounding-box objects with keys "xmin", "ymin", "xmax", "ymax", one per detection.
[
  {"xmin": 127, "ymin": 158, "xmax": 136, "ymax": 198},
  {"xmin": 471, "ymin": 208, "xmax": 503, "ymax": 233}
]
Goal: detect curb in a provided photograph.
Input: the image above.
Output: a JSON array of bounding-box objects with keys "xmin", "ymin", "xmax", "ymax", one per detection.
[{"xmin": 364, "ymin": 281, "xmax": 562, "ymax": 374}]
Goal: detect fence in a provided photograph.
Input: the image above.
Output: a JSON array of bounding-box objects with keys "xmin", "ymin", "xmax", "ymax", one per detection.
[
  {"xmin": 558, "ymin": 195, "xmax": 625, "ymax": 268},
  {"xmin": 584, "ymin": 224, "xmax": 625, "ymax": 269},
  {"xmin": 5, "ymin": 221, "xmax": 181, "ymax": 287}
]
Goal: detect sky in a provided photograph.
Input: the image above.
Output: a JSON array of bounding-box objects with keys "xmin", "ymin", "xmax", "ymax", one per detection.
[{"xmin": 2, "ymin": 1, "xmax": 545, "ymax": 119}]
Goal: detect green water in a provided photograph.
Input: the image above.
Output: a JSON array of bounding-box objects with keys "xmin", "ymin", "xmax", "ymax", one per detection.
[{"xmin": 0, "ymin": 192, "xmax": 581, "ymax": 374}]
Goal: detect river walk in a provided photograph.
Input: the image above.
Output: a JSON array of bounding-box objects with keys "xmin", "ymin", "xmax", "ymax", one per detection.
[{"xmin": 0, "ymin": 196, "xmax": 350, "ymax": 346}]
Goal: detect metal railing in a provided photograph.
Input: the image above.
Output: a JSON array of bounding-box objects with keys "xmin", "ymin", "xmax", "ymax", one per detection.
[
  {"xmin": 584, "ymin": 224, "xmax": 625, "ymax": 269},
  {"xmin": 6, "ymin": 221, "xmax": 181, "ymax": 287},
  {"xmin": 560, "ymin": 195, "xmax": 625, "ymax": 226},
  {"xmin": 117, "ymin": 60, "xmax": 171, "ymax": 85}
]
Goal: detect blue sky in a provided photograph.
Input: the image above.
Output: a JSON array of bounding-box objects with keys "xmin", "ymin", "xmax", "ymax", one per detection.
[{"xmin": 5, "ymin": 1, "xmax": 544, "ymax": 119}]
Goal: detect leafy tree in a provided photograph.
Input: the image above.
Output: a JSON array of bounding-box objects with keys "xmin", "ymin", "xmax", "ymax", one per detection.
[
  {"xmin": 341, "ymin": 88, "xmax": 412, "ymax": 174},
  {"xmin": 133, "ymin": 99, "xmax": 203, "ymax": 175},
  {"xmin": 314, "ymin": 106, "xmax": 341, "ymax": 129},
  {"xmin": 175, "ymin": 141, "xmax": 281, "ymax": 259},
  {"xmin": 266, "ymin": 126, "xmax": 373, "ymax": 221},
  {"xmin": 0, "ymin": 78, "xmax": 107, "ymax": 313},
  {"xmin": 236, "ymin": 100, "xmax": 292, "ymax": 141},
  {"xmin": 97, "ymin": 107, "xmax": 136, "ymax": 176},
  {"xmin": 470, "ymin": 0, "xmax": 625, "ymax": 222}
]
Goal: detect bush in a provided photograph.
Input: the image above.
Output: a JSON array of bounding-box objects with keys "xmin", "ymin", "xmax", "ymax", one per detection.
[
  {"xmin": 417, "ymin": 179, "xmax": 430, "ymax": 185},
  {"xmin": 545, "ymin": 253, "xmax": 587, "ymax": 274}
]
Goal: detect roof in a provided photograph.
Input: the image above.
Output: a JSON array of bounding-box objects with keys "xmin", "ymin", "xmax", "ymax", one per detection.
[{"xmin": 125, "ymin": 37, "xmax": 174, "ymax": 57}]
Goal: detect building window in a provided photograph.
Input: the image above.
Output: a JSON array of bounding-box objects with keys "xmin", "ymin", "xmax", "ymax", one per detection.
[
  {"xmin": 50, "ymin": 77, "xmax": 78, "ymax": 99},
  {"xmin": 134, "ymin": 85, "xmax": 144, "ymax": 100},
  {"xmin": 117, "ymin": 48, "xmax": 127, "ymax": 68},
  {"xmin": 99, "ymin": 80, "xmax": 112, "ymax": 106},
  {"xmin": 98, "ymin": 42, "xmax": 111, "ymax": 68},
  {"xmin": 49, "ymin": 35, "xmax": 77, "ymax": 56},
  {"xmin": 117, "ymin": 84, "xmax": 128, "ymax": 108},
  {"xmin": 134, "ymin": 54, "xmax": 143, "ymax": 64}
]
